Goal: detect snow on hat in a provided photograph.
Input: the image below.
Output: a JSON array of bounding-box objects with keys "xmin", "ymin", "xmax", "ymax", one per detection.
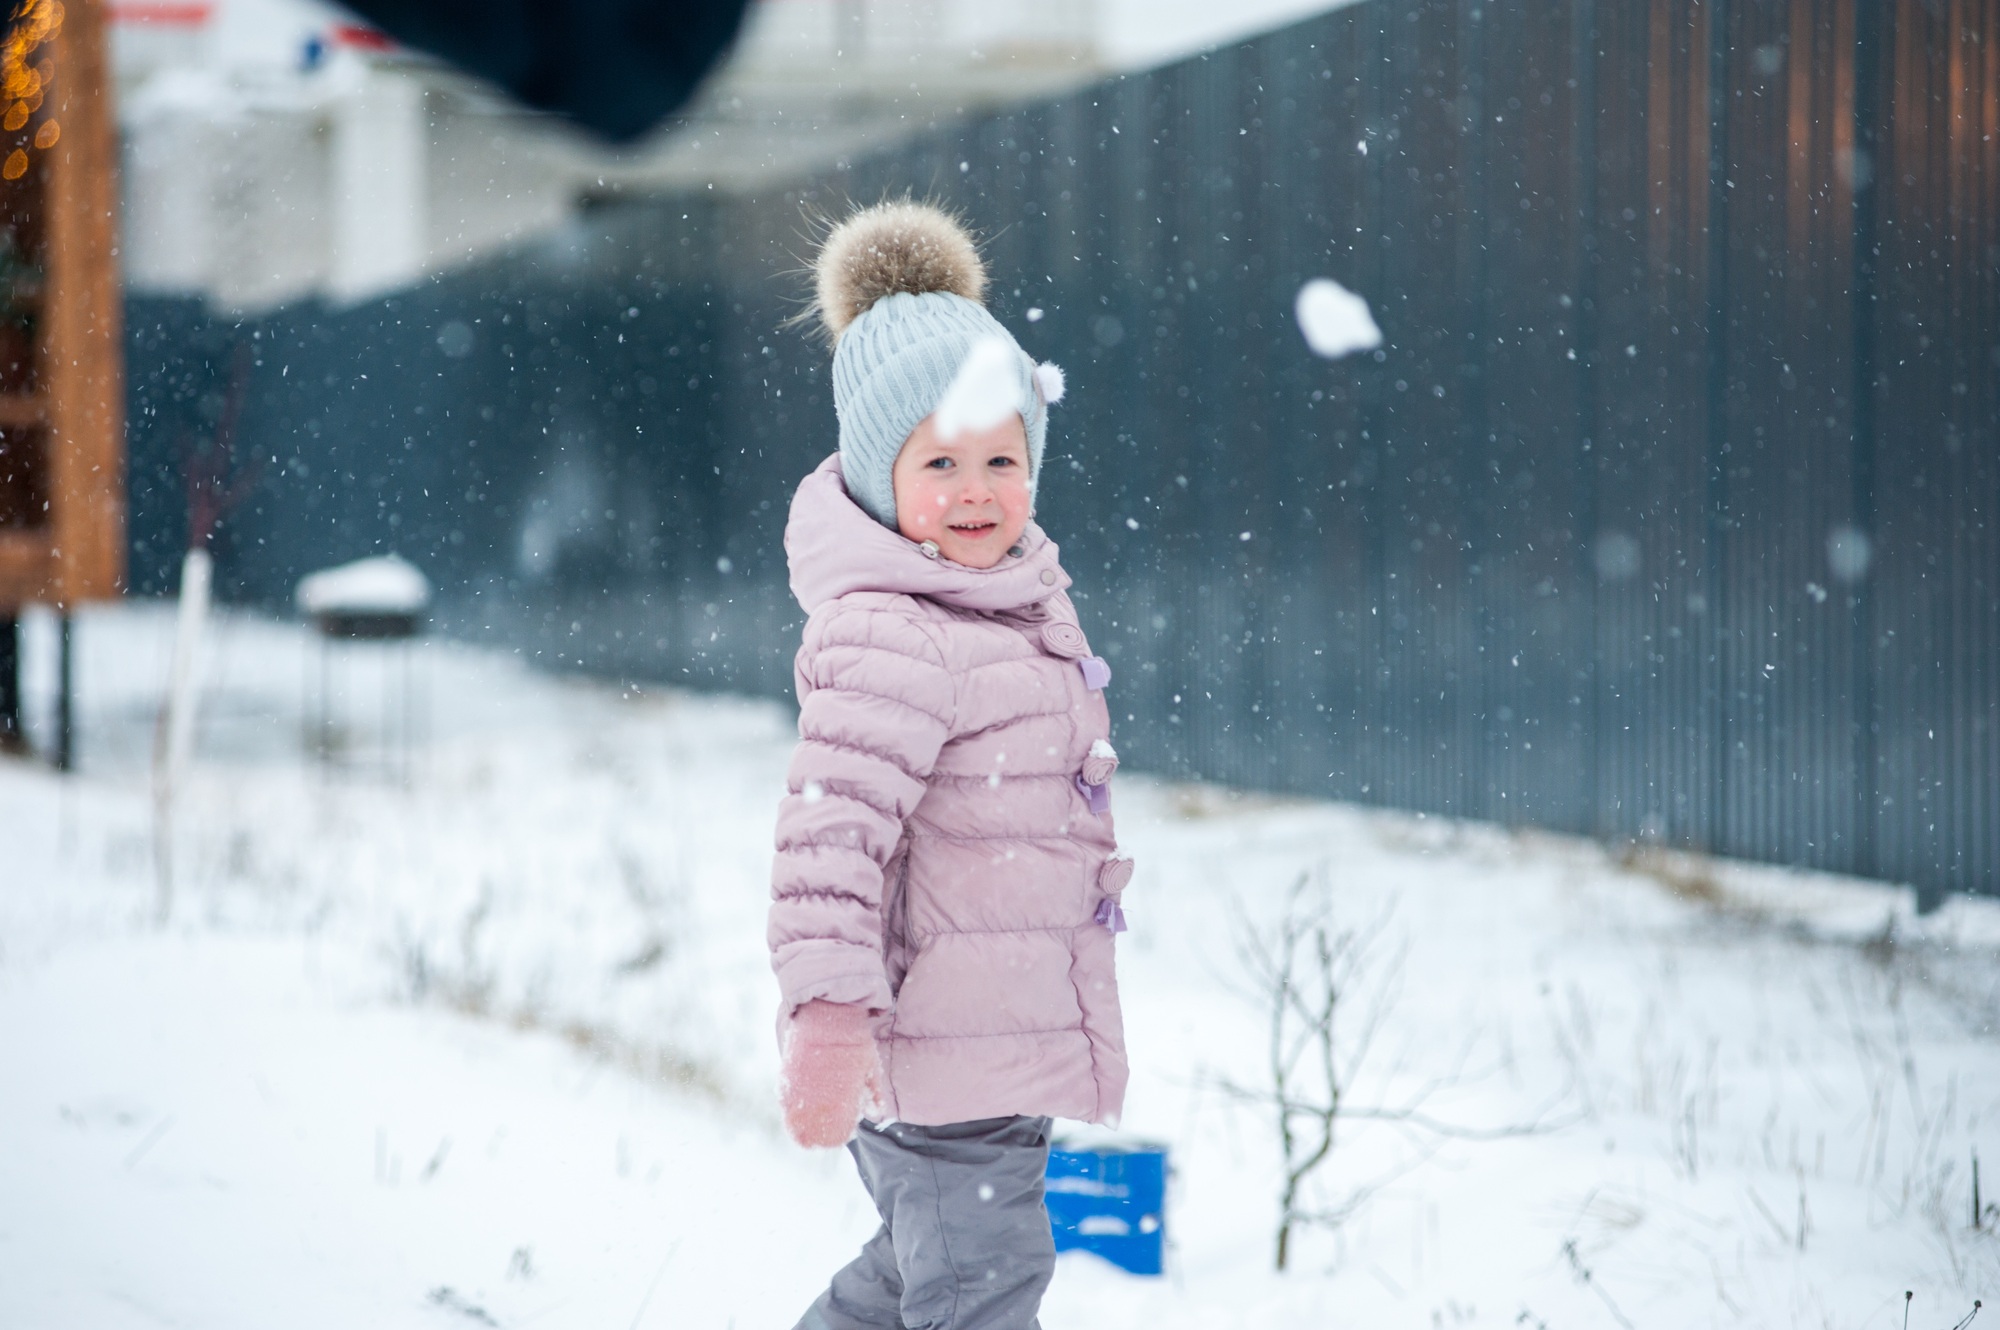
[{"xmin": 812, "ymin": 200, "xmax": 1062, "ymax": 529}]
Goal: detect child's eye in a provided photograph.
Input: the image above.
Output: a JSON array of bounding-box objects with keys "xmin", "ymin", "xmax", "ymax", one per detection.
[
  {"xmin": 989, "ymin": 456, "xmax": 1015, "ymax": 468},
  {"xmin": 926, "ymin": 457, "xmax": 954, "ymax": 470}
]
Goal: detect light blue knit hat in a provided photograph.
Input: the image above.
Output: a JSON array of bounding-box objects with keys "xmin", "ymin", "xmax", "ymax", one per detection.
[{"xmin": 814, "ymin": 202, "xmax": 1061, "ymax": 529}]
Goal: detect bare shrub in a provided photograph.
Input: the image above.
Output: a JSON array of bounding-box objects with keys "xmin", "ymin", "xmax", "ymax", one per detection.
[{"xmin": 1215, "ymin": 863, "xmax": 1576, "ymax": 1271}]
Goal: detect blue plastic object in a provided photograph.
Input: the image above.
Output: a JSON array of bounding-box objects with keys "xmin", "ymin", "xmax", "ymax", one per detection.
[{"xmin": 1045, "ymin": 1140, "xmax": 1167, "ymax": 1276}]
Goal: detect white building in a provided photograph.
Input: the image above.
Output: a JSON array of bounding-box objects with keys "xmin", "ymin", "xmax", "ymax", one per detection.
[{"xmin": 114, "ymin": 0, "xmax": 1355, "ymax": 312}]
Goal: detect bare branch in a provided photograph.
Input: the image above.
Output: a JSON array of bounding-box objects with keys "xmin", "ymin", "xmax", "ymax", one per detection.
[{"xmin": 1230, "ymin": 859, "xmax": 1581, "ymax": 1273}]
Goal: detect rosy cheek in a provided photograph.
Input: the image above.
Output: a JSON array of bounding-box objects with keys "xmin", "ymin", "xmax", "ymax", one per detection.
[{"xmin": 904, "ymin": 489, "xmax": 944, "ymax": 532}]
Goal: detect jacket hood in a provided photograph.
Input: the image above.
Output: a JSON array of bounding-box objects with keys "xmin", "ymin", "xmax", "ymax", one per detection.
[{"xmin": 785, "ymin": 454, "xmax": 1072, "ymax": 615}]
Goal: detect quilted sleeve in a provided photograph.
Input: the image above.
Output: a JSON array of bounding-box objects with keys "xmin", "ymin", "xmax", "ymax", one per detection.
[{"xmin": 768, "ymin": 603, "xmax": 955, "ymax": 1016}]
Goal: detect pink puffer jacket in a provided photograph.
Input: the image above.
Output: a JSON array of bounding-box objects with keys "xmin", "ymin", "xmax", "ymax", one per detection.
[{"xmin": 768, "ymin": 455, "xmax": 1131, "ymax": 1126}]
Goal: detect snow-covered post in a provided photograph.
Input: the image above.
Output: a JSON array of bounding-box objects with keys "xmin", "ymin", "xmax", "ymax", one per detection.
[
  {"xmin": 297, "ymin": 555, "xmax": 432, "ymax": 782},
  {"xmin": 329, "ymin": 67, "xmax": 427, "ymax": 304},
  {"xmin": 151, "ymin": 343, "xmax": 259, "ymax": 924},
  {"xmin": 151, "ymin": 544, "xmax": 212, "ymax": 922}
]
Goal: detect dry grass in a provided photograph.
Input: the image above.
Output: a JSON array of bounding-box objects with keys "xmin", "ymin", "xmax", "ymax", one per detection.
[
  {"xmin": 1166, "ymin": 782, "xmax": 1307, "ymax": 821},
  {"xmin": 1615, "ymin": 843, "xmax": 1732, "ymax": 911}
]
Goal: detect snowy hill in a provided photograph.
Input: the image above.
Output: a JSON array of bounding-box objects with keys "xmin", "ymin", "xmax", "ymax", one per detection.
[{"xmin": 1, "ymin": 603, "xmax": 1995, "ymax": 1327}]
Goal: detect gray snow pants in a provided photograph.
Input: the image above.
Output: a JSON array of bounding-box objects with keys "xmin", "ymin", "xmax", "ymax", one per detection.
[{"xmin": 795, "ymin": 1115, "xmax": 1057, "ymax": 1330}]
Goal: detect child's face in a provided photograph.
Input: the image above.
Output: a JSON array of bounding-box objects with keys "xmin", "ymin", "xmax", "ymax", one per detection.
[{"xmin": 891, "ymin": 413, "xmax": 1033, "ymax": 569}]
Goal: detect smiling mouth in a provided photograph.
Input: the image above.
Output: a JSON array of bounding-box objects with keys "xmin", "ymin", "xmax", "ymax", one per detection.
[{"xmin": 948, "ymin": 521, "xmax": 998, "ymax": 537}]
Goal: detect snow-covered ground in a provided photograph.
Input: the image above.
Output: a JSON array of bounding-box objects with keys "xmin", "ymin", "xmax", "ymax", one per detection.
[{"xmin": 3, "ymin": 603, "xmax": 1996, "ymax": 1329}]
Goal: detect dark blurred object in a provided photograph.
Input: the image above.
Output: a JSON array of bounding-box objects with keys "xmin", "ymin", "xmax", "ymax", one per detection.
[
  {"xmin": 0, "ymin": 614, "xmax": 20, "ymax": 755},
  {"xmin": 329, "ymin": 0, "xmax": 754, "ymax": 142}
]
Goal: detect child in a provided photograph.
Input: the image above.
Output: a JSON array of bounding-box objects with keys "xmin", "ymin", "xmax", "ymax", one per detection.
[{"xmin": 769, "ymin": 199, "xmax": 1134, "ymax": 1330}]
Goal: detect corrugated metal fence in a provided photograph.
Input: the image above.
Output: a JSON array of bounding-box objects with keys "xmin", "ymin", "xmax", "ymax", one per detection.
[{"xmin": 127, "ymin": 0, "xmax": 1998, "ymax": 902}]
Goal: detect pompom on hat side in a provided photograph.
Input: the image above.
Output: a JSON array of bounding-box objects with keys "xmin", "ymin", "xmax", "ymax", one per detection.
[{"xmin": 810, "ymin": 200, "xmax": 1060, "ymax": 530}]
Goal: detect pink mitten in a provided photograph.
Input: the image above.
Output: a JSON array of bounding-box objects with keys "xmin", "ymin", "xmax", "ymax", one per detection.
[{"xmin": 780, "ymin": 1000, "xmax": 879, "ymax": 1149}]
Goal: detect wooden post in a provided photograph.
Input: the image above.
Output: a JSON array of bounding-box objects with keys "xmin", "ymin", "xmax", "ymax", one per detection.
[
  {"xmin": 0, "ymin": 0, "xmax": 126, "ymax": 605},
  {"xmin": 0, "ymin": 0, "xmax": 124, "ymax": 766},
  {"xmin": 43, "ymin": 0, "xmax": 123, "ymax": 610}
]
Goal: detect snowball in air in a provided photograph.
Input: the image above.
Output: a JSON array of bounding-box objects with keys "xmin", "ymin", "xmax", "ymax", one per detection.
[
  {"xmin": 936, "ymin": 336, "xmax": 1022, "ymax": 440},
  {"xmin": 1294, "ymin": 277, "xmax": 1382, "ymax": 359}
]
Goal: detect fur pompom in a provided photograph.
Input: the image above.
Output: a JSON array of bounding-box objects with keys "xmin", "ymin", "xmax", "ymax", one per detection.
[
  {"xmin": 814, "ymin": 201, "xmax": 986, "ymax": 341},
  {"xmin": 1034, "ymin": 361, "xmax": 1066, "ymax": 406}
]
